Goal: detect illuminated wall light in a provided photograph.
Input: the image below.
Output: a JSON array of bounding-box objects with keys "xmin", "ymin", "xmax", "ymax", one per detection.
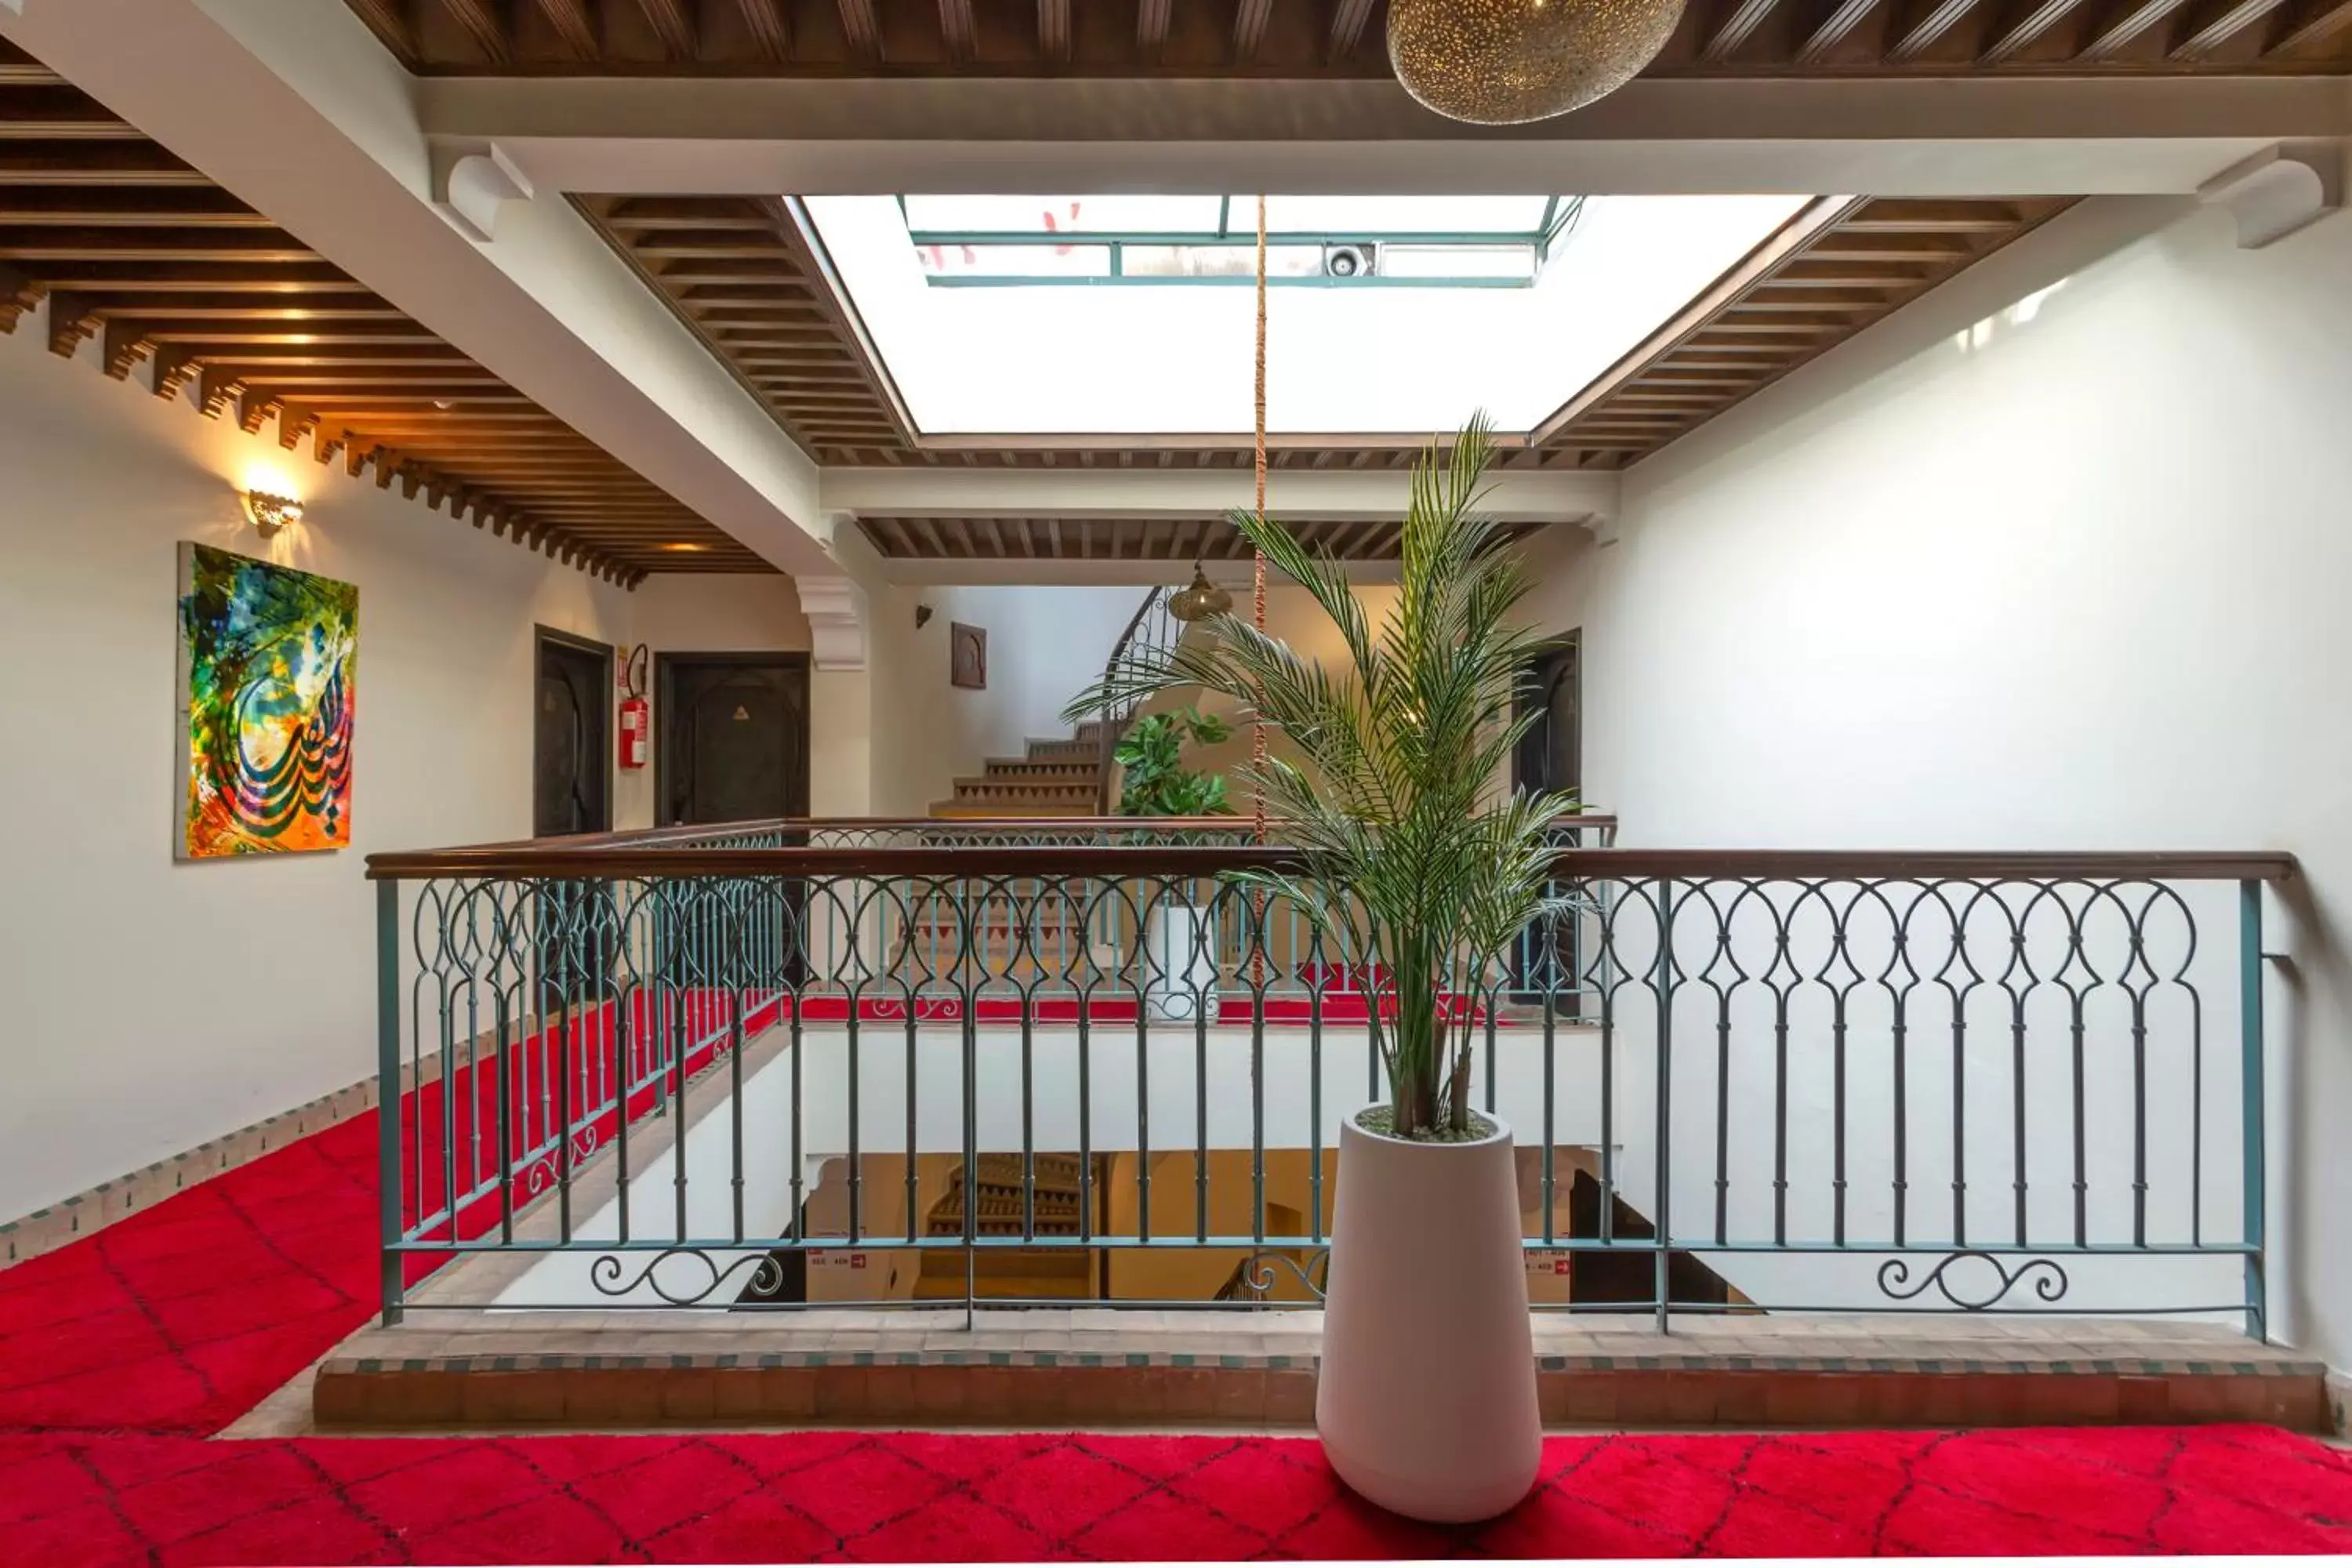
[{"xmin": 242, "ymin": 490, "xmax": 306, "ymax": 538}]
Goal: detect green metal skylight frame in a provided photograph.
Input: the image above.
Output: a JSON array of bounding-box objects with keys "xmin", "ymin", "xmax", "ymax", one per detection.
[{"xmin": 902, "ymin": 195, "xmax": 1586, "ymax": 289}]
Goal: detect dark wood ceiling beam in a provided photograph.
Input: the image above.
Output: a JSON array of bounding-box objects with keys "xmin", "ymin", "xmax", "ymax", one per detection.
[
  {"xmin": 2171, "ymin": 0, "xmax": 2291, "ymax": 50},
  {"xmin": 89, "ymin": 321, "xmax": 445, "ymax": 345},
  {"xmin": 343, "ymin": 0, "xmax": 421, "ymax": 61},
  {"xmin": 1234, "ymin": 0, "xmax": 1276, "ymax": 58},
  {"xmin": 2267, "ymin": 0, "xmax": 2352, "ymax": 51},
  {"xmin": 1796, "ymin": 0, "xmax": 1885, "ymax": 58},
  {"xmin": 62, "ymin": 292, "xmax": 405, "ymax": 319},
  {"xmin": 940, "ymin": 0, "xmax": 978, "ymax": 60},
  {"xmin": 1704, "ymin": 0, "xmax": 1786, "ymax": 60},
  {"xmin": 636, "ymin": 0, "xmax": 699, "ymax": 58},
  {"xmin": 1842, "ymin": 200, "xmax": 2020, "ymax": 230},
  {"xmin": 439, "ymin": 0, "xmax": 514, "ymax": 64},
  {"xmin": 2078, "ymin": 0, "xmax": 2194, "ymax": 56},
  {"xmin": 0, "ymin": 260, "xmax": 367, "ymax": 290},
  {"xmin": 737, "ymin": 0, "xmax": 794, "ymax": 60},
  {"xmin": 0, "ymin": 94, "xmax": 143, "ymax": 140},
  {"xmin": 1040, "ymin": 0, "xmax": 1073, "ymax": 60},
  {"xmin": 1329, "ymin": 0, "xmax": 1381, "ymax": 57},
  {"xmin": 1138, "ymin": 0, "xmax": 1174, "ymax": 56},
  {"xmin": 1978, "ymin": 0, "xmax": 2092, "ymax": 59},
  {"xmin": 0, "ymin": 228, "xmax": 316, "ymax": 261},
  {"xmin": 532, "ymin": 0, "xmax": 602, "ymax": 58},
  {"xmin": 153, "ymin": 343, "xmax": 476, "ymax": 367},
  {"xmin": 0, "ymin": 147, "xmax": 209, "ymax": 186},
  {"xmin": 1889, "ymin": 0, "xmax": 1987, "ymax": 57},
  {"xmin": 835, "ymin": 0, "xmax": 882, "ymax": 59}
]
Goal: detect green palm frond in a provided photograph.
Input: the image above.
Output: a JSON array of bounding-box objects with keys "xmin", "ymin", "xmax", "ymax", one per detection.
[{"xmin": 1065, "ymin": 412, "xmax": 1584, "ymax": 1138}]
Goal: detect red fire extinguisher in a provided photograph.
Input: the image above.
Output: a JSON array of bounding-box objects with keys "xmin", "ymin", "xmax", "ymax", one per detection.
[{"xmin": 618, "ymin": 644, "xmax": 650, "ymax": 771}]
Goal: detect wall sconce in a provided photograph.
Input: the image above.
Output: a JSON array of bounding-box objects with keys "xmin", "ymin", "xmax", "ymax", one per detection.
[
  {"xmin": 243, "ymin": 491, "xmax": 304, "ymax": 538},
  {"xmin": 915, "ymin": 603, "xmax": 935, "ymax": 630}
]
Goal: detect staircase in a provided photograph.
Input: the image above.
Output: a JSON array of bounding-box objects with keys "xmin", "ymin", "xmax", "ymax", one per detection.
[
  {"xmin": 916, "ymin": 1153, "xmax": 1094, "ymax": 1299},
  {"xmin": 930, "ymin": 723, "xmax": 1108, "ymax": 818}
]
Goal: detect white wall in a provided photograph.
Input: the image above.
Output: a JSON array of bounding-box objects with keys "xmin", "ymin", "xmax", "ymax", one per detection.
[
  {"xmin": 0, "ymin": 303, "xmax": 638, "ymax": 1222},
  {"xmin": 625, "ymin": 573, "xmax": 813, "ymax": 827},
  {"xmin": 1566, "ymin": 198, "xmax": 2352, "ymax": 1356},
  {"xmin": 868, "ymin": 583, "xmax": 1138, "ymax": 815}
]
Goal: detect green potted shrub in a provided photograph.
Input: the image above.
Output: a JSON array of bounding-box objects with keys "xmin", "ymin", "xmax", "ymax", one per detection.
[
  {"xmin": 1112, "ymin": 706, "xmax": 1232, "ymax": 818},
  {"xmin": 1111, "ymin": 706, "xmax": 1231, "ymax": 1020},
  {"xmin": 1068, "ymin": 416, "xmax": 1580, "ymax": 1521}
]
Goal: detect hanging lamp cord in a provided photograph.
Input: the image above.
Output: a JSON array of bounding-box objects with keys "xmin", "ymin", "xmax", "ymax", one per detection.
[
  {"xmin": 1252, "ymin": 194, "xmax": 1269, "ymax": 846},
  {"xmin": 1249, "ymin": 194, "xmax": 1269, "ymax": 997}
]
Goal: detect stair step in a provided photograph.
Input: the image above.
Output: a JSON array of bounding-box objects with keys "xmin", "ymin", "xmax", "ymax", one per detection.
[{"xmin": 987, "ymin": 761, "xmax": 1099, "ymax": 781}]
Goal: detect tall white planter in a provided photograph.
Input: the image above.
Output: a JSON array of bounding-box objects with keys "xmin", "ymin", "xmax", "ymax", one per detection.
[
  {"xmin": 1143, "ymin": 900, "xmax": 1220, "ymax": 1022},
  {"xmin": 1316, "ymin": 1110, "xmax": 1541, "ymax": 1523}
]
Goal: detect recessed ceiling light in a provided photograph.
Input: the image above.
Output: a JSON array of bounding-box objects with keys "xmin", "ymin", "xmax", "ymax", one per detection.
[
  {"xmin": 432, "ymin": 398, "xmax": 456, "ymax": 409},
  {"xmin": 659, "ymin": 542, "xmax": 709, "ymax": 553}
]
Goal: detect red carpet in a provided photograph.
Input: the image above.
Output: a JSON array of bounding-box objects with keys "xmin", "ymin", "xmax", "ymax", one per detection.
[
  {"xmin": 5, "ymin": 1424, "xmax": 2352, "ymax": 1563},
  {"xmin": 5, "ymin": 1073, "xmax": 2352, "ymax": 1560}
]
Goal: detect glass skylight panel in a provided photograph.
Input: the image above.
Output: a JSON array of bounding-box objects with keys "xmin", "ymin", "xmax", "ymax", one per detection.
[
  {"xmin": 1255, "ymin": 195, "xmax": 1555, "ymax": 234},
  {"xmin": 898, "ymin": 194, "xmax": 1574, "ymax": 289},
  {"xmin": 902, "ymin": 195, "xmax": 1227, "ymax": 234},
  {"xmin": 806, "ymin": 191, "xmax": 1817, "ymax": 435},
  {"xmin": 916, "ymin": 241, "xmax": 1111, "ymax": 280},
  {"xmin": 1120, "ymin": 245, "xmax": 1327, "ymax": 281}
]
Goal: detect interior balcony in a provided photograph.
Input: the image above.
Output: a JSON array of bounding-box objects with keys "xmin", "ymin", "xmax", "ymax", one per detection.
[{"xmin": 278, "ymin": 818, "xmax": 2318, "ymax": 1435}]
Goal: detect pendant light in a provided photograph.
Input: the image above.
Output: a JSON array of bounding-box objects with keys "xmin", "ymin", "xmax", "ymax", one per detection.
[
  {"xmin": 1167, "ymin": 564, "xmax": 1235, "ymax": 623},
  {"xmin": 1388, "ymin": 0, "xmax": 1686, "ymax": 126}
]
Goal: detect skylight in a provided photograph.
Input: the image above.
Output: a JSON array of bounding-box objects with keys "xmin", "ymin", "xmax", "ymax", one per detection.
[
  {"xmin": 901, "ymin": 196, "xmax": 1582, "ymax": 289},
  {"xmin": 804, "ymin": 193, "xmax": 1817, "ymax": 436}
]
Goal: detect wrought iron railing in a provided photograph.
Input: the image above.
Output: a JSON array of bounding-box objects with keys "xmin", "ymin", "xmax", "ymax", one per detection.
[{"xmin": 366, "ymin": 825, "xmax": 2286, "ymax": 1341}]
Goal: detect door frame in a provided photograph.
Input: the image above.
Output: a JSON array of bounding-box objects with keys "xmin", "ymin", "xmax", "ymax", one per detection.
[
  {"xmin": 532, "ymin": 625, "xmax": 616, "ymax": 837},
  {"xmin": 652, "ymin": 650, "xmax": 814, "ymax": 828},
  {"xmin": 1512, "ymin": 630, "xmax": 1581, "ymax": 797}
]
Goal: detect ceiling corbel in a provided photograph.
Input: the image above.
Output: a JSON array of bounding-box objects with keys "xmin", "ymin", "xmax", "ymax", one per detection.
[
  {"xmin": 101, "ymin": 319, "xmax": 153, "ymax": 381},
  {"xmin": 45, "ymin": 292, "xmax": 98, "ymax": 359},
  {"xmin": 197, "ymin": 365, "xmax": 242, "ymax": 420}
]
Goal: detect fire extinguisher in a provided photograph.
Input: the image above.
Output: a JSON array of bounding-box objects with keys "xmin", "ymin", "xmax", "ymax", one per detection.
[{"xmin": 617, "ymin": 644, "xmax": 650, "ymax": 771}]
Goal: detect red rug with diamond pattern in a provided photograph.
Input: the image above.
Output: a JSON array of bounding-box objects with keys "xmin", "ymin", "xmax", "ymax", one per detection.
[{"xmin": 5, "ymin": 1090, "xmax": 2352, "ymax": 1562}]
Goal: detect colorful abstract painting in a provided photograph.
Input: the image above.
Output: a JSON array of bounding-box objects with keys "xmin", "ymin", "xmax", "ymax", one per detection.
[{"xmin": 176, "ymin": 543, "xmax": 358, "ymax": 859}]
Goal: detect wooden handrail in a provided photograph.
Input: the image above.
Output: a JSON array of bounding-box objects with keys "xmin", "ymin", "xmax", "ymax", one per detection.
[
  {"xmin": 389, "ymin": 814, "xmax": 1335, "ymax": 858},
  {"xmin": 365, "ymin": 837, "xmax": 2290, "ymax": 884}
]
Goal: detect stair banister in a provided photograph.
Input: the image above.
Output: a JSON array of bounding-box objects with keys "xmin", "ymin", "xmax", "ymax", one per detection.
[{"xmin": 1094, "ymin": 583, "xmax": 1178, "ymax": 815}]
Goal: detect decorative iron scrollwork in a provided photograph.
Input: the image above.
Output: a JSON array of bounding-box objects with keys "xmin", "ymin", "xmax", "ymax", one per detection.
[
  {"xmin": 1239, "ymin": 1247, "xmax": 1331, "ymax": 1302},
  {"xmin": 1876, "ymin": 1251, "xmax": 2069, "ymax": 1311},
  {"xmin": 590, "ymin": 1247, "xmax": 784, "ymax": 1307}
]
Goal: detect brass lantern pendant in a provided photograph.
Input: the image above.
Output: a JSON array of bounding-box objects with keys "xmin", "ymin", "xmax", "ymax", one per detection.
[
  {"xmin": 1388, "ymin": 0, "xmax": 1687, "ymax": 126},
  {"xmin": 1168, "ymin": 564, "xmax": 1235, "ymax": 623}
]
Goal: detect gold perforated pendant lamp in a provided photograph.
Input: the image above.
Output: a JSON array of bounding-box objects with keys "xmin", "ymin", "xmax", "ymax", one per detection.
[
  {"xmin": 1388, "ymin": 0, "xmax": 1686, "ymax": 126},
  {"xmin": 1167, "ymin": 564, "xmax": 1235, "ymax": 623}
]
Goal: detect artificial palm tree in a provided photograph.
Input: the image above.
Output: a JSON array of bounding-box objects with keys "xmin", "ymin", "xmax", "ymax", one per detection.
[{"xmin": 1066, "ymin": 414, "xmax": 1581, "ymax": 1139}]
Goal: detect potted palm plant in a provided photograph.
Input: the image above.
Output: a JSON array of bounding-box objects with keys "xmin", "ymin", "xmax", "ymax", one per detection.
[
  {"xmin": 1067, "ymin": 416, "xmax": 1580, "ymax": 1522},
  {"xmin": 1112, "ymin": 706, "xmax": 1232, "ymax": 1021}
]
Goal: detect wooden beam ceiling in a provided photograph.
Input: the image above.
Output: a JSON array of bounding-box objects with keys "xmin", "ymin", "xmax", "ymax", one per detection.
[
  {"xmin": 0, "ymin": 40, "xmax": 764, "ymax": 583},
  {"xmin": 1533, "ymin": 196, "xmax": 2072, "ymax": 468},
  {"xmin": 588, "ymin": 185, "xmax": 2076, "ymax": 476},
  {"xmin": 340, "ymin": 0, "xmax": 2352, "ymax": 72},
  {"xmin": 855, "ymin": 514, "xmax": 1548, "ymax": 562}
]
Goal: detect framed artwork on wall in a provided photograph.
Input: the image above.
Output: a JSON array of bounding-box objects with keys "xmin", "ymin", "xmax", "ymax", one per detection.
[
  {"xmin": 176, "ymin": 543, "xmax": 359, "ymax": 859},
  {"xmin": 950, "ymin": 621, "xmax": 988, "ymax": 690}
]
